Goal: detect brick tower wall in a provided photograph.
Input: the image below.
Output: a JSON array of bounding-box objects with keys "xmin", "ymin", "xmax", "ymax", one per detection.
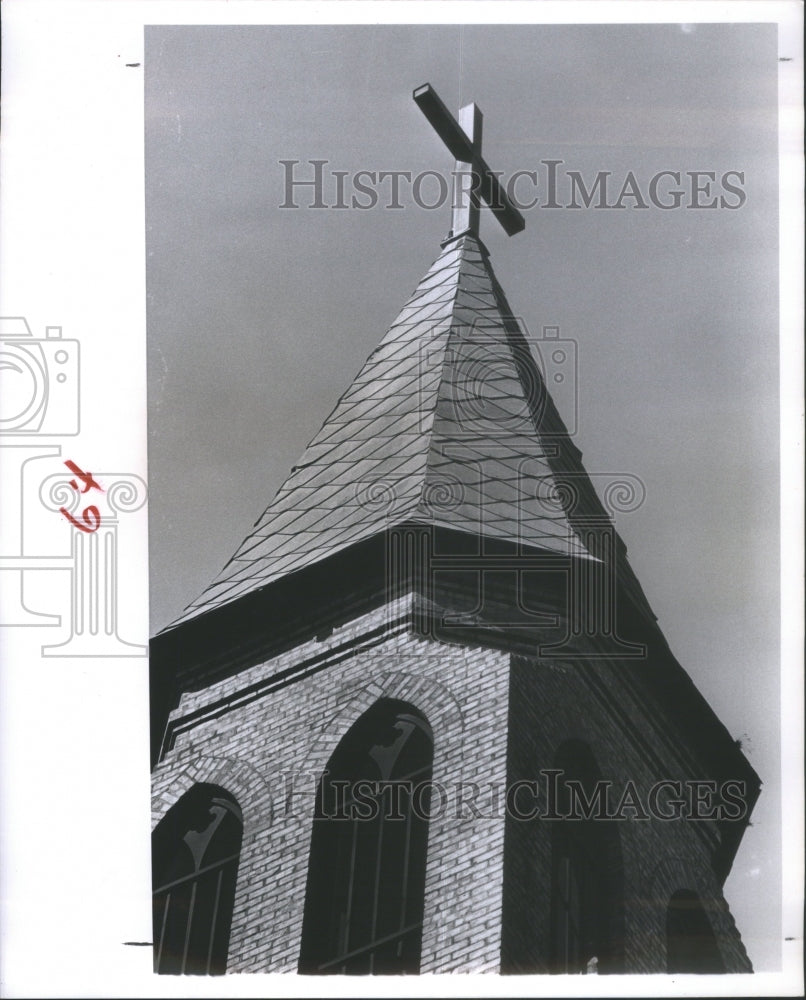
[
  {"xmin": 500, "ymin": 654, "xmax": 753, "ymax": 974},
  {"xmin": 152, "ymin": 596, "xmax": 513, "ymax": 973},
  {"xmin": 152, "ymin": 594, "xmax": 752, "ymax": 974}
]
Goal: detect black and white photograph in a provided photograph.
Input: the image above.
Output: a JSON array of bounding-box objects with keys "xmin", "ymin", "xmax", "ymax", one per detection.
[{"xmin": 0, "ymin": 2, "xmax": 803, "ymax": 996}]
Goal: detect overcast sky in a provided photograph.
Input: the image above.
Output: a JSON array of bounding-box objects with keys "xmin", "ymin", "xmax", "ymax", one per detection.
[{"xmin": 145, "ymin": 23, "xmax": 779, "ymax": 970}]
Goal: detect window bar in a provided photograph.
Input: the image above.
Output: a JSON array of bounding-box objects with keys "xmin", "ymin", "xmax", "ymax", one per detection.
[
  {"xmin": 317, "ymin": 922, "xmax": 424, "ymax": 972},
  {"xmin": 180, "ymin": 880, "xmax": 198, "ymax": 975},
  {"xmin": 340, "ymin": 816, "xmax": 360, "ymax": 962},
  {"xmin": 205, "ymin": 867, "xmax": 225, "ymax": 974},
  {"xmin": 155, "ymin": 890, "xmax": 170, "ymax": 971},
  {"xmin": 562, "ymin": 858, "xmax": 572, "ymax": 972},
  {"xmin": 368, "ymin": 796, "xmax": 387, "ymax": 972},
  {"xmin": 398, "ymin": 787, "xmax": 414, "ymax": 952},
  {"xmin": 153, "ymin": 851, "xmax": 240, "ymax": 895}
]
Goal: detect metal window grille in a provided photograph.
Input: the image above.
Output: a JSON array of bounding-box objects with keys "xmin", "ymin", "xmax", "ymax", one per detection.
[
  {"xmin": 299, "ymin": 701, "xmax": 433, "ymax": 975},
  {"xmin": 152, "ymin": 787, "xmax": 243, "ymax": 975}
]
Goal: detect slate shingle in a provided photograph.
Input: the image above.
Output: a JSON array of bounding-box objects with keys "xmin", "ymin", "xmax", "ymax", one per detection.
[{"xmin": 166, "ymin": 234, "xmax": 631, "ymax": 631}]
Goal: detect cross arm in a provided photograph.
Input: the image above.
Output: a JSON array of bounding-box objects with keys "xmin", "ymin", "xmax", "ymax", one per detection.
[
  {"xmin": 413, "ymin": 83, "xmax": 525, "ymax": 237},
  {"xmin": 475, "ymin": 156, "xmax": 525, "ymax": 236},
  {"xmin": 413, "ymin": 84, "xmax": 476, "ymax": 161}
]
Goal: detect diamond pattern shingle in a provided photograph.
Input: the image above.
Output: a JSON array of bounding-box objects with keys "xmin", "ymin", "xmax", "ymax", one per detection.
[{"xmin": 167, "ymin": 234, "xmax": 607, "ymax": 630}]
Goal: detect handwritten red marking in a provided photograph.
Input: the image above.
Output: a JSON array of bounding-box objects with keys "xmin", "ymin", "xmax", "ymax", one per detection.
[
  {"xmin": 60, "ymin": 505, "xmax": 101, "ymax": 534},
  {"xmin": 64, "ymin": 460, "xmax": 102, "ymax": 494}
]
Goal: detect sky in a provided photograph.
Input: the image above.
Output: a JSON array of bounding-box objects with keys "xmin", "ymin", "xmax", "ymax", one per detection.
[{"xmin": 145, "ymin": 23, "xmax": 781, "ymax": 970}]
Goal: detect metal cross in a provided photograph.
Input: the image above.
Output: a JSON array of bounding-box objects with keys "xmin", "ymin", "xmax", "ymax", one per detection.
[{"xmin": 413, "ymin": 83, "xmax": 525, "ymax": 239}]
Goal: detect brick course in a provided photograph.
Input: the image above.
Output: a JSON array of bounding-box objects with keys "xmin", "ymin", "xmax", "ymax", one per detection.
[
  {"xmin": 153, "ymin": 596, "xmax": 511, "ymax": 973},
  {"xmin": 152, "ymin": 591, "xmax": 753, "ymax": 974}
]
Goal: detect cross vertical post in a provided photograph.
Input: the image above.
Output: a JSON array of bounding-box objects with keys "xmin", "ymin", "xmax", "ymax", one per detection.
[{"xmin": 452, "ymin": 103, "xmax": 483, "ymax": 238}]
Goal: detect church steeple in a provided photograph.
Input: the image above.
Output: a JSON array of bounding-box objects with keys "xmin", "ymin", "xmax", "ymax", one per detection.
[
  {"xmin": 165, "ymin": 86, "xmax": 662, "ymax": 642},
  {"xmin": 150, "ymin": 82, "xmax": 759, "ymax": 979},
  {"xmin": 165, "ymin": 85, "xmax": 545, "ymax": 629},
  {"xmin": 167, "ymin": 223, "xmax": 663, "ymax": 637}
]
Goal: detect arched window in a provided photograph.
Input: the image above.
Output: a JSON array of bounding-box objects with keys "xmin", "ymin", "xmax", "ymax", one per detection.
[
  {"xmin": 666, "ymin": 889, "xmax": 725, "ymax": 973},
  {"xmin": 299, "ymin": 699, "xmax": 433, "ymax": 974},
  {"xmin": 549, "ymin": 740, "xmax": 624, "ymax": 974},
  {"xmin": 152, "ymin": 783, "xmax": 243, "ymax": 975}
]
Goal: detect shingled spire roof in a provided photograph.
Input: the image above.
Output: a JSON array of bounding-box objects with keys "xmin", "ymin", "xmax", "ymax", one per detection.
[{"xmin": 167, "ymin": 232, "xmax": 619, "ymax": 631}]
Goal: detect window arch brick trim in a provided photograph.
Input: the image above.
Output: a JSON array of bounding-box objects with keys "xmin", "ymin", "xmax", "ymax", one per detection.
[
  {"xmin": 649, "ymin": 856, "xmax": 721, "ymax": 911},
  {"xmin": 297, "ymin": 670, "xmax": 465, "ymax": 781},
  {"xmin": 649, "ymin": 856, "xmax": 750, "ymax": 971},
  {"xmin": 151, "ymin": 754, "xmax": 275, "ymax": 837}
]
